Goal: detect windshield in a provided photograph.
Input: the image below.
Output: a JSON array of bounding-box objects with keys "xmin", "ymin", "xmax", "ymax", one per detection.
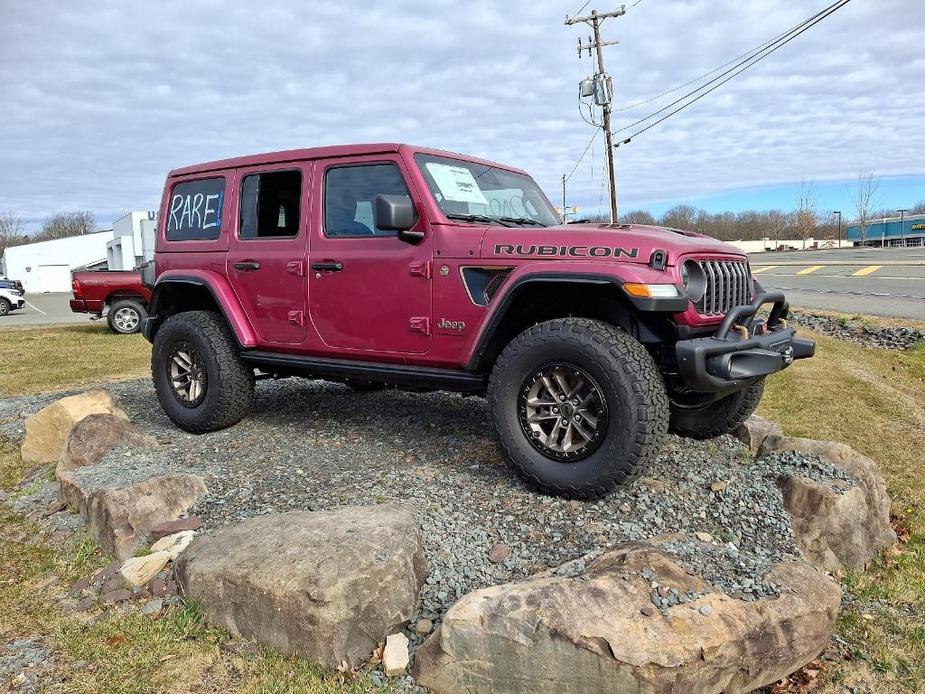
[{"xmin": 414, "ymin": 153, "xmax": 560, "ymax": 227}]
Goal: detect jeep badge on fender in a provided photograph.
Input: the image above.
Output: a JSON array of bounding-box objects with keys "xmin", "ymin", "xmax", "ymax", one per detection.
[{"xmin": 143, "ymin": 143, "xmax": 814, "ymax": 499}]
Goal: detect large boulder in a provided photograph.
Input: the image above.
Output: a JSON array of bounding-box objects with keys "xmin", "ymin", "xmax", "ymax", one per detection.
[
  {"xmin": 768, "ymin": 436, "xmax": 897, "ymax": 572},
  {"xmin": 57, "ymin": 413, "xmax": 158, "ymax": 509},
  {"xmin": 21, "ymin": 390, "xmax": 127, "ymax": 464},
  {"xmin": 65, "ymin": 458, "xmax": 207, "ymax": 561},
  {"xmin": 734, "ymin": 415, "xmax": 783, "ymax": 457},
  {"xmin": 174, "ymin": 504, "xmax": 428, "ymax": 669},
  {"xmin": 86, "ymin": 474, "xmax": 207, "ymax": 561},
  {"xmin": 414, "ymin": 544, "xmax": 839, "ymax": 694}
]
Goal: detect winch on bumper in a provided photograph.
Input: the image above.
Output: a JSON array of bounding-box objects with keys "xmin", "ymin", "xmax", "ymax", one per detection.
[{"xmin": 676, "ymin": 291, "xmax": 815, "ymax": 393}]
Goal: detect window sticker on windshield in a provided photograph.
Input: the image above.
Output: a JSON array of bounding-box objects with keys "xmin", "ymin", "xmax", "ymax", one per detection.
[{"xmin": 425, "ymin": 163, "xmax": 488, "ymax": 205}]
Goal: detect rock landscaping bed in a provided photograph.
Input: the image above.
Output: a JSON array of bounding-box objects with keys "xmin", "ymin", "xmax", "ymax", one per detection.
[
  {"xmin": 0, "ymin": 379, "xmax": 898, "ymax": 692},
  {"xmin": 789, "ymin": 310, "xmax": 925, "ymax": 350}
]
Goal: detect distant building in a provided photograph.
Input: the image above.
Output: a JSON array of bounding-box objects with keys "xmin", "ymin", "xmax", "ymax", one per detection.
[
  {"xmin": 0, "ymin": 211, "xmax": 156, "ymax": 293},
  {"xmin": 106, "ymin": 211, "xmax": 156, "ymax": 270},
  {"xmin": 845, "ymin": 213, "xmax": 925, "ymax": 247}
]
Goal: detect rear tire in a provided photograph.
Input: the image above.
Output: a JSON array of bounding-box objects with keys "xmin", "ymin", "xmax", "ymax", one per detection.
[
  {"xmin": 0, "ymin": 298, "xmax": 10, "ymax": 317},
  {"xmin": 152, "ymin": 310, "xmax": 254, "ymax": 433},
  {"xmin": 107, "ymin": 299, "xmax": 147, "ymax": 334},
  {"xmin": 488, "ymin": 318, "xmax": 668, "ymax": 499},
  {"xmin": 668, "ymin": 379, "xmax": 765, "ymax": 440}
]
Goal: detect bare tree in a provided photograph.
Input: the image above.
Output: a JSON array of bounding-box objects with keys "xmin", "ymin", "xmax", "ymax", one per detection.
[
  {"xmin": 795, "ymin": 178, "xmax": 818, "ymax": 250},
  {"xmin": 0, "ymin": 211, "xmax": 28, "ymax": 258},
  {"xmin": 660, "ymin": 204, "xmax": 700, "ymax": 230},
  {"xmin": 849, "ymin": 170, "xmax": 880, "ymax": 246},
  {"xmin": 35, "ymin": 211, "xmax": 95, "ymax": 242},
  {"xmin": 621, "ymin": 209, "xmax": 656, "ymax": 225},
  {"xmin": 765, "ymin": 209, "xmax": 791, "ymax": 249}
]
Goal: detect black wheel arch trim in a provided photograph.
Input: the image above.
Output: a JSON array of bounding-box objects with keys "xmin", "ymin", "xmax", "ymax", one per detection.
[
  {"xmin": 465, "ymin": 271, "xmax": 691, "ymax": 371},
  {"xmin": 143, "ymin": 276, "xmax": 242, "ymax": 346}
]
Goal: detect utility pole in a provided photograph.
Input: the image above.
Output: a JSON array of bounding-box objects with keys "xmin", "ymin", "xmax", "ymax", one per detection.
[
  {"xmin": 898, "ymin": 208, "xmax": 908, "ymax": 246},
  {"xmin": 562, "ymin": 174, "xmax": 567, "ymax": 221},
  {"xmin": 833, "ymin": 210, "xmax": 841, "ymax": 246},
  {"xmin": 566, "ymin": 5, "xmax": 625, "ymax": 224}
]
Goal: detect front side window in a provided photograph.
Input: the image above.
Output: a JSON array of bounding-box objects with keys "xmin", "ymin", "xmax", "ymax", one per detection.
[
  {"xmin": 324, "ymin": 163, "xmax": 412, "ymax": 238},
  {"xmin": 415, "ymin": 153, "xmax": 559, "ymax": 227},
  {"xmin": 166, "ymin": 177, "xmax": 225, "ymax": 241},
  {"xmin": 239, "ymin": 170, "xmax": 302, "ymax": 239}
]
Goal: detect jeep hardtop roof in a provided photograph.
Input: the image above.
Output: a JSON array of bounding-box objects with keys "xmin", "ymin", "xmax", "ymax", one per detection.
[{"xmin": 168, "ymin": 143, "xmax": 530, "ymax": 179}]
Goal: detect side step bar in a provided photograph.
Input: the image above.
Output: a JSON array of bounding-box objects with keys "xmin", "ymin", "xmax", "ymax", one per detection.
[{"xmin": 241, "ymin": 351, "xmax": 487, "ymax": 392}]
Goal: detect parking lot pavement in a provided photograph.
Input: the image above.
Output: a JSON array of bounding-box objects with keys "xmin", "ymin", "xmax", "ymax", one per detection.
[
  {"xmin": 0, "ymin": 293, "xmax": 93, "ymax": 328},
  {"xmin": 748, "ymin": 247, "xmax": 925, "ymax": 320}
]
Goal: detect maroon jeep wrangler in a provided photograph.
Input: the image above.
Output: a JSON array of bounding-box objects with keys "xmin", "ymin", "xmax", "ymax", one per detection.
[{"xmin": 142, "ymin": 143, "xmax": 813, "ymax": 498}]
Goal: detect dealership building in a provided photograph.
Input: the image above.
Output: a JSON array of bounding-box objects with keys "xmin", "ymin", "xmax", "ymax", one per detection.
[
  {"xmin": 845, "ymin": 213, "xmax": 925, "ymax": 247},
  {"xmin": 0, "ymin": 211, "xmax": 155, "ymax": 293}
]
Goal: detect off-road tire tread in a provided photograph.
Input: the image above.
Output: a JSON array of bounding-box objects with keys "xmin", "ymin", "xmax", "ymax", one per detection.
[
  {"xmin": 488, "ymin": 318, "xmax": 668, "ymax": 499},
  {"xmin": 669, "ymin": 379, "xmax": 765, "ymax": 439},
  {"xmin": 107, "ymin": 299, "xmax": 147, "ymax": 334},
  {"xmin": 152, "ymin": 310, "xmax": 254, "ymax": 433}
]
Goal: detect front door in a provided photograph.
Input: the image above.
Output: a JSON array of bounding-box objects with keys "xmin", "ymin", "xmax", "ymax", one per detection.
[
  {"xmin": 308, "ymin": 157, "xmax": 432, "ymax": 354},
  {"xmin": 227, "ymin": 163, "xmax": 309, "ymax": 345}
]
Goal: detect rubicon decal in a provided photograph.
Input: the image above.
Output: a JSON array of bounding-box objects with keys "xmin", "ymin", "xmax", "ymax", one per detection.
[{"xmin": 494, "ymin": 244, "xmax": 639, "ymax": 259}]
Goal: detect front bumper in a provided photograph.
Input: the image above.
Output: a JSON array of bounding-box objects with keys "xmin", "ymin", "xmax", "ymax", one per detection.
[{"xmin": 675, "ymin": 291, "xmax": 814, "ymax": 393}]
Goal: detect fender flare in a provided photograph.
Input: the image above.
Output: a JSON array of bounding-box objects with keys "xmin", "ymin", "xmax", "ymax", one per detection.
[
  {"xmin": 465, "ymin": 270, "xmax": 689, "ymax": 371},
  {"xmin": 146, "ymin": 270, "xmax": 257, "ymax": 347}
]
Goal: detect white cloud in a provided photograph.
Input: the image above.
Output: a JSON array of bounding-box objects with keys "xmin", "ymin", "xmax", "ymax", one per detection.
[{"xmin": 0, "ymin": 0, "xmax": 921, "ymax": 222}]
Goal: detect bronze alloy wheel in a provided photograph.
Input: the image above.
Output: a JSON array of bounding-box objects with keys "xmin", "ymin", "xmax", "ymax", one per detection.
[
  {"xmin": 167, "ymin": 340, "xmax": 208, "ymax": 408},
  {"xmin": 518, "ymin": 362, "xmax": 609, "ymax": 462}
]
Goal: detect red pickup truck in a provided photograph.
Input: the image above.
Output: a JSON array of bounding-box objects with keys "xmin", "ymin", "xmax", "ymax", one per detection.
[{"xmin": 70, "ymin": 270, "xmax": 151, "ymax": 334}]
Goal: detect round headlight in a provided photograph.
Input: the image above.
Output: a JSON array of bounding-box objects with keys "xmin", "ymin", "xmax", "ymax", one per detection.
[{"xmin": 681, "ymin": 260, "xmax": 706, "ymax": 303}]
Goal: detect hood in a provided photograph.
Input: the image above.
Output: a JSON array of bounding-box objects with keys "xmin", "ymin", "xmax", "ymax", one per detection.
[{"xmin": 479, "ymin": 223, "xmax": 743, "ymax": 265}]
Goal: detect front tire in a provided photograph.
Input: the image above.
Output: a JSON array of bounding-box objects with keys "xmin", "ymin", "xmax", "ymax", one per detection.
[
  {"xmin": 107, "ymin": 299, "xmax": 147, "ymax": 334},
  {"xmin": 152, "ymin": 310, "xmax": 254, "ymax": 433},
  {"xmin": 488, "ymin": 318, "xmax": 669, "ymax": 499},
  {"xmin": 668, "ymin": 379, "xmax": 765, "ymax": 440},
  {"xmin": 0, "ymin": 299, "xmax": 10, "ymax": 317}
]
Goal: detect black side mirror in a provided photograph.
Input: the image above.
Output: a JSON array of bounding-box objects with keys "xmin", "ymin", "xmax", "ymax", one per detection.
[{"xmin": 374, "ymin": 194, "xmax": 423, "ymax": 244}]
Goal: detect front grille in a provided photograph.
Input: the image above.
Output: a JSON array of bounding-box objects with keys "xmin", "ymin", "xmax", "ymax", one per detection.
[{"xmin": 694, "ymin": 259, "xmax": 752, "ymax": 316}]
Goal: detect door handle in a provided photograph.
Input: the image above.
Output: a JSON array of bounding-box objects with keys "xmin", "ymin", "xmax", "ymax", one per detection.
[
  {"xmin": 311, "ymin": 261, "xmax": 343, "ymax": 272},
  {"xmin": 233, "ymin": 261, "xmax": 261, "ymax": 272}
]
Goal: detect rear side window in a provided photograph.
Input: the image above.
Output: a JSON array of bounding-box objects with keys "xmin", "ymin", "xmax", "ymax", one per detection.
[
  {"xmin": 324, "ymin": 164, "xmax": 411, "ymax": 238},
  {"xmin": 166, "ymin": 178, "xmax": 225, "ymax": 241},
  {"xmin": 239, "ymin": 170, "xmax": 302, "ymax": 239}
]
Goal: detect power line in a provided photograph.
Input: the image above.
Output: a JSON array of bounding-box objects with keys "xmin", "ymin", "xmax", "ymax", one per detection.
[
  {"xmin": 571, "ymin": 0, "xmax": 592, "ymax": 18},
  {"xmin": 614, "ymin": 0, "xmax": 852, "ymax": 144},
  {"xmin": 565, "ymin": 129, "xmax": 600, "ymax": 182},
  {"xmin": 615, "ymin": 0, "xmax": 850, "ymax": 136},
  {"xmin": 613, "ymin": 7, "xmax": 826, "ymax": 114}
]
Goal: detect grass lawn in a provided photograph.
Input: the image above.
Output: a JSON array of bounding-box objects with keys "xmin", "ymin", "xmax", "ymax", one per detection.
[
  {"xmin": 0, "ymin": 317, "xmax": 923, "ymax": 692},
  {"xmin": 0, "ymin": 324, "xmax": 151, "ymax": 398}
]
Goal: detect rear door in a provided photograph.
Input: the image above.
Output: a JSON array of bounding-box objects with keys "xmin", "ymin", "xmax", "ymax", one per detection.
[{"xmin": 227, "ymin": 163, "xmax": 310, "ymax": 345}]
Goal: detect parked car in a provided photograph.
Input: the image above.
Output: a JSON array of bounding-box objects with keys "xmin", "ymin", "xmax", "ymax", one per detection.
[
  {"xmin": 70, "ymin": 270, "xmax": 152, "ymax": 334},
  {"xmin": 0, "ymin": 286, "xmax": 25, "ymax": 316},
  {"xmin": 141, "ymin": 143, "xmax": 814, "ymax": 498},
  {"xmin": 0, "ymin": 277, "xmax": 25, "ymax": 295}
]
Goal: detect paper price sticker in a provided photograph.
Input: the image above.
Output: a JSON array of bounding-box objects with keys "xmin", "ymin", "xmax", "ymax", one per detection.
[{"xmin": 425, "ymin": 163, "xmax": 488, "ymax": 205}]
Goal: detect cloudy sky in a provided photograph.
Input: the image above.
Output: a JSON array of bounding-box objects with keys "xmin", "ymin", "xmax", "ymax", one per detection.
[{"xmin": 1, "ymin": 0, "xmax": 922, "ymax": 230}]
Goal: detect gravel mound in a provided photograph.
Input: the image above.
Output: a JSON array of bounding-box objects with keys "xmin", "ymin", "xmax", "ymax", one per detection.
[
  {"xmin": 790, "ymin": 310, "xmax": 925, "ymax": 350},
  {"xmin": 1, "ymin": 378, "xmax": 856, "ymax": 654}
]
